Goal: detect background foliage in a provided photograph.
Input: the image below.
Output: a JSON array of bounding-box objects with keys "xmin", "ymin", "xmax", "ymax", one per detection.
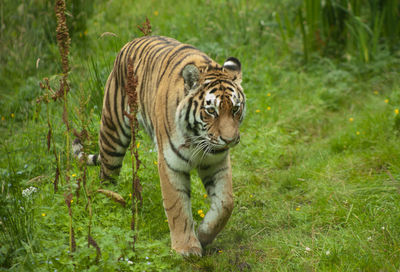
[{"xmin": 1, "ymin": 0, "xmax": 400, "ymax": 271}]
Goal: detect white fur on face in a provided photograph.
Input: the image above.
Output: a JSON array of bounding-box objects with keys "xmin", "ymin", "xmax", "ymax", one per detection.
[{"xmin": 205, "ymin": 92, "xmax": 218, "ymax": 105}]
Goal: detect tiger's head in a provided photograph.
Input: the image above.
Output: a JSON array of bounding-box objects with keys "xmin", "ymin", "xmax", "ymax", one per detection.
[{"xmin": 178, "ymin": 57, "xmax": 245, "ymax": 153}]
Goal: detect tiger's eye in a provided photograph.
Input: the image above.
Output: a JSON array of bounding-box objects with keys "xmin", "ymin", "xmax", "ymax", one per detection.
[
  {"xmin": 232, "ymin": 105, "xmax": 240, "ymax": 113},
  {"xmin": 206, "ymin": 107, "xmax": 216, "ymax": 115}
]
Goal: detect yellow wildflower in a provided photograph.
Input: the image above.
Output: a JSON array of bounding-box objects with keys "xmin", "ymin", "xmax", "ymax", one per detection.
[
  {"xmin": 11, "ymin": 113, "xmax": 15, "ymax": 118},
  {"xmin": 129, "ymin": 193, "xmax": 132, "ymax": 198},
  {"xmin": 373, "ymin": 90, "xmax": 379, "ymax": 95},
  {"xmin": 255, "ymin": 109, "xmax": 260, "ymax": 113},
  {"xmin": 71, "ymin": 199, "xmax": 74, "ymax": 203},
  {"xmin": 267, "ymin": 106, "xmax": 271, "ymax": 111},
  {"xmin": 395, "ymin": 109, "xmax": 399, "ymax": 115},
  {"xmin": 349, "ymin": 117, "xmax": 354, "ymax": 122},
  {"xmin": 154, "ymin": 161, "xmax": 158, "ymax": 165},
  {"xmin": 165, "ymin": 219, "xmax": 168, "ymax": 222},
  {"xmin": 356, "ymin": 131, "xmax": 360, "ymax": 135},
  {"xmin": 267, "ymin": 93, "xmax": 271, "ymax": 97},
  {"xmin": 154, "ymin": 11, "xmax": 159, "ymax": 16},
  {"xmin": 137, "ymin": 142, "xmax": 140, "ymax": 149},
  {"xmin": 203, "ymin": 194, "xmax": 207, "ymax": 198},
  {"xmin": 384, "ymin": 99, "xmax": 389, "ymax": 103},
  {"xmin": 197, "ymin": 210, "xmax": 203, "ymax": 215},
  {"xmin": 42, "ymin": 213, "xmax": 46, "ymax": 217},
  {"xmin": 218, "ymin": 250, "xmax": 223, "ymax": 253},
  {"xmin": 84, "ymin": 30, "xmax": 88, "ymax": 36},
  {"xmin": 200, "ymin": 213, "xmax": 205, "ymax": 218},
  {"xmin": 71, "ymin": 174, "xmax": 77, "ymax": 177},
  {"xmin": 250, "ymin": 194, "xmax": 253, "ymax": 198},
  {"xmin": 1, "ymin": 116, "xmax": 4, "ymax": 121},
  {"xmin": 296, "ymin": 206, "xmax": 301, "ymax": 211}
]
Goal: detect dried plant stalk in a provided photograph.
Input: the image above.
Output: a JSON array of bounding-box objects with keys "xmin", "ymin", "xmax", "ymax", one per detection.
[
  {"xmin": 123, "ymin": 60, "xmax": 142, "ymax": 251},
  {"xmin": 54, "ymin": 0, "xmax": 76, "ymax": 257},
  {"xmin": 39, "ymin": 81, "xmax": 61, "ymax": 192},
  {"xmin": 137, "ymin": 17, "xmax": 152, "ymax": 36},
  {"xmin": 53, "ymin": 0, "xmax": 71, "ymax": 101},
  {"xmin": 88, "ymin": 235, "xmax": 101, "ymax": 263},
  {"xmin": 64, "ymin": 192, "xmax": 76, "ymax": 252}
]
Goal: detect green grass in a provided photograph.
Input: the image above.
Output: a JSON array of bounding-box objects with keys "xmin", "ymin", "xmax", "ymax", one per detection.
[{"xmin": 1, "ymin": 0, "xmax": 400, "ymax": 271}]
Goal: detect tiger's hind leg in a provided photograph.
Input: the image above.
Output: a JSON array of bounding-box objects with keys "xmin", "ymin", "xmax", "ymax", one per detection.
[{"xmin": 99, "ymin": 75, "xmax": 132, "ymax": 182}]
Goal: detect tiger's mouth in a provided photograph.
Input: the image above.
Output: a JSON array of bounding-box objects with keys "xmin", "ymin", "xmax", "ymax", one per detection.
[
  {"xmin": 188, "ymin": 133, "xmax": 240, "ymax": 155},
  {"xmin": 209, "ymin": 146, "xmax": 229, "ymax": 153},
  {"xmin": 207, "ymin": 136, "xmax": 240, "ymax": 153}
]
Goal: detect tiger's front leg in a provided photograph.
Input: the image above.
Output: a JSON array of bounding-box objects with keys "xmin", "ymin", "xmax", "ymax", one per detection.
[
  {"xmin": 197, "ymin": 155, "xmax": 234, "ymax": 247},
  {"xmin": 157, "ymin": 153, "xmax": 202, "ymax": 256}
]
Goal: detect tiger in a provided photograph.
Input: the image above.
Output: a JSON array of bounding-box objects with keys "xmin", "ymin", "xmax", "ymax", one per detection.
[{"xmin": 73, "ymin": 35, "xmax": 246, "ymax": 256}]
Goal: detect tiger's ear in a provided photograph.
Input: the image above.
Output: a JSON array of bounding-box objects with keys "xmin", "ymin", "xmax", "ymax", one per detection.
[
  {"xmin": 182, "ymin": 64, "xmax": 200, "ymax": 93},
  {"xmin": 223, "ymin": 57, "xmax": 242, "ymax": 84}
]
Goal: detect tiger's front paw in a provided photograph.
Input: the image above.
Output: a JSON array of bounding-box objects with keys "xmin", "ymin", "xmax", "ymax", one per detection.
[
  {"xmin": 172, "ymin": 237, "xmax": 203, "ymax": 257},
  {"xmin": 174, "ymin": 245, "xmax": 203, "ymax": 257}
]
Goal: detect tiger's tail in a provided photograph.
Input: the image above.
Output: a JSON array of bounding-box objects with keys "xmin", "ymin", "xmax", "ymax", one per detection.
[{"xmin": 72, "ymin": 138, "xmax": 100, "ymax": 166}]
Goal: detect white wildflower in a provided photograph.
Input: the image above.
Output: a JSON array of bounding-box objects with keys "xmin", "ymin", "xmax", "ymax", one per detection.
[
  {"xmin": 326, "ymin": 250, "xmax": 330, "ymax": 255},
  {"xmin": 22, "ymin": 186, "xmax": 37, "ymax": 198}
]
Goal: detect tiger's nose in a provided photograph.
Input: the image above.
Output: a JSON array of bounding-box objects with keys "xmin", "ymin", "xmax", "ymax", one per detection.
[{"xmin": 221, "ymin": 135, "xmax": 240, "ymax": 146}]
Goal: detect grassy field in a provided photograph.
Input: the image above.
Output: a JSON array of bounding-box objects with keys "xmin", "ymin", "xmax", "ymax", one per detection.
[{"xmin": 1, "ymin": 0, "xmax": 400, "ymax": 271}]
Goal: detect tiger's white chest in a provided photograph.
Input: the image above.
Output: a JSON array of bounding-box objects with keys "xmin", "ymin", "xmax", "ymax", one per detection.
[{"xmin": 163, "ymin": 135, "xmax": 227, "ymax": 173}]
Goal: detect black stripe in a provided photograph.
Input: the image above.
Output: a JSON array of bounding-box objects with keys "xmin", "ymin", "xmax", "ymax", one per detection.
[
  {"xmin": 183, "ymin": 219, "xmax": 188, "ymax": 233},
  {"xmin": 100, "ymin": 131, "xmax": 116, "ymax": 151},
  {"xmin": 166, "ymin": 52, "xmax": 195, "ymax": 79},
  {"xmin": 226, "ymin": 87, "xmax": 236, "ymax": 93},
  {"xmin": 131, "ymin": 38, "xmax": 157, "ymax": 67},
  {"xmin": 100, "ymin": 171, "xmax": 116, "ymax": 183},
  {"xmin": 198, "ymin": 164, "xmax": 211, "ymax": 171},
  {"xmin": 184, "ymin": 97, "xmax": 193, "ymax": 123},
  {"xmin": 165, "ymin": 198, "xmax": 179, "ymax": 211},
  {"xmin": 92, "ymin": 154, "xmax": 99, "ymax": 165},
  {"xmin": 203, "ymin": 178, "xmax": 215, "ymax": 188},
  {"xmin": 102, "ymin": 161, "xmax": 122, "ymax": 171},
  {"xmin": 202, "ymin": 166, "xmax": 229, "ymax": 187},
  {"xmin": 177, "ymin": 188, "xmax": 191, "ymax": 198},
  {"xmin": 164, "ymin": 158, "xmax": 190, "ymax": 179},
  {"xmin": 164, "ymin": 122, "xmax": 189, "ymax": 163},
  {"xmin": 102, "ymin": 147, "xmax": 125, "ymax": 158},
  {"xmin": 172, "ymin": 209, "xmax": 181, "ymax": 228},
  {"xmin": 157, "ymin": 45, "xmax": 197, "ymax": 87},
  {"xmin": 209, "ymin": 148, "xmax": 228, "ymax": 154},
  {"xmin": 199, "ymin": 91, "xmax": 204, "ymax": 100},
  {"xmin": 113, "ymin": 79, "xmax": 131, "ymax": 140},
  {"xmin": 204, "ymin": 80, "xmax": 220, "ymax": 89},
  {"xmin": 164, "ymin": 80, "xmax": 171, "ymax": 130}
]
